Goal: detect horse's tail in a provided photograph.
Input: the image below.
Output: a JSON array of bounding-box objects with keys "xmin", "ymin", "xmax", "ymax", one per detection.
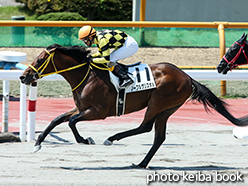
[{"xmin": 190, "ymin": 78, "xmax": 248, "ymax": 126}]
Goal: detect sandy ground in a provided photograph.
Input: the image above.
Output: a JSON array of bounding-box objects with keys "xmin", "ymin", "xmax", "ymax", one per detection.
[
  {"xmin": 2, "ymin": 47, "xmax": 248, "ymax": 186},
  {"xmin": 0, "ymin": 0, "xmax": 24, "ymax": 7},
  {"xmin": 0, "ymin": 122, "xmax": 248, "ymax": 185},
  {"xmin": 0, "ymin": 47, "xmax": 221, "ymax": 66}
]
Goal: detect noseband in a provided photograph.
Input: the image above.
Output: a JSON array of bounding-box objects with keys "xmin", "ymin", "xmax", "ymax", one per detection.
[
  {"xmin": 223, "ymin": 41, "xmax": 248, "ymax": 70},
  {"xmin": 29, "ymin": 49, "xmax": 56, "ymax": 79}
]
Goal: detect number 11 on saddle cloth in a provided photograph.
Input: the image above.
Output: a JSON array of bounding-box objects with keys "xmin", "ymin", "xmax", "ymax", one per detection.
[{"xmin": 109, "ymin": 63, "xmax": 156, "ymax": 116}]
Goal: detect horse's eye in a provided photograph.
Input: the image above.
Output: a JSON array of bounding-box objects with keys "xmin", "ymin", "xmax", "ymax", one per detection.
[
  {"xmin": 37, "ymin": 59, "xmax": 42, "ymax": 64},
  {"xmin": 229, "ymin": 46, "xmax": 238, "ymax": 53},
  {"xmin": 228, "ymin": 47, "xmax": 234, "ymax": 53}
]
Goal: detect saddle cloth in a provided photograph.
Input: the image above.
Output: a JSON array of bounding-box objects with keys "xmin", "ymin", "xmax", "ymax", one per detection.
[
  {"xmin": 109, "ymin": 63, "xmax": 156, "ymax": 93},
  {"xmin": 109, "ymin": 63, "xmax": 156, "ymax": 116}
]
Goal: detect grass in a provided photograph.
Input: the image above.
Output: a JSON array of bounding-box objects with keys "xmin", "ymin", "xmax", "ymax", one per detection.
[
  {"xmin": 0, "ymin": 80, "xmax": 248, "ymax": 98},
  {"xmin": 1, "ymin": 6, "xmax": 248, "ymax": 48},
  {"xmin": 200, "ymin": 81, "xmax": 248, "ymax": 99},
  {"xmin": 0, "ymin": 6, "xmax": 37, "ymax": 20},
  {"xmin": 0, "ymin": 81, "xmax": 72, "ymax": 98},
  {"xmin": 0, "ymin": 6, "xmax": 247, "ymax": 99}
]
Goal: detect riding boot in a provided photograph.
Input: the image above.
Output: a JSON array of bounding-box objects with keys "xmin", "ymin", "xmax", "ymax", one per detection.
[{"xmin": 113, "ymin": 64, "xmax": 133, "ymax": 88}]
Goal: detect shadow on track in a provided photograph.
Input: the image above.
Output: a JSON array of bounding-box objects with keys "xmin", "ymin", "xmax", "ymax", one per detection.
[{"xmin": 40, "ymin": 165, "xmax": 247, "ymax": 171}]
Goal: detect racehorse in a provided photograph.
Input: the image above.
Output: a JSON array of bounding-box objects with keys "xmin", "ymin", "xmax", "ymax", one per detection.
[
  {"xmin": 20, "ymin": 44, "xmax": 248, "ymax": 168},
  {"xmin": 217, "ymin": 33, "xmax": 248, "ymax": 74}
]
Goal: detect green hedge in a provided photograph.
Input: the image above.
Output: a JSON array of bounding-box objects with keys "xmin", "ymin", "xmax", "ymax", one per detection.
[
  {"xmin": 37, "ymin": 12, "xmax": 86, "ymax": 21},
  {"xmin": 15, "ymin": 0, "xmax": 132, "ymax": 21}
]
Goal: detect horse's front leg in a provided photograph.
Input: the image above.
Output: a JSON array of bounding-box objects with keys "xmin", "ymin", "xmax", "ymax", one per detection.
[
  {"xmin": 68, "ymin": 107, "xmax": 101, "ymax": 145},
  {"xmin": 34, "ymin": 107, "xmax": 79, "ymax": 152}
]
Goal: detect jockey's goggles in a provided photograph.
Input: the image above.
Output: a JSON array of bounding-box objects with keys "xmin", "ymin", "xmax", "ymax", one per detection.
[
  {"xmin": 81, "ymin": 38, "xmax": 88, "ymax": 46},
  {"xmin": 80, "ymin": 37, "xmax": 94, "ymax": 47}
]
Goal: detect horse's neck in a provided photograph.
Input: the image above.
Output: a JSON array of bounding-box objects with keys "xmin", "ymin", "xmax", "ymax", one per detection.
[
  {"xmin": 54, "ymin": 54, "xmax": 90, "ymax": 91},
  {"xmin": 55, "ymin": 55, "xmax": 111, "ymax": 93},
  {"xmin": 245, "ymin": 43, "xmax": 248, "ymax": 55},
  {"xmin": 61, "ymin": 66, "xmax": 90, "ymax": 91},
  {"xmin": 242, "ymin": 43, "xmax": 248, "ymax": 62},
  {"xmin": 63, "ymin": 67, "xmax": 111, "ymax": 94}
]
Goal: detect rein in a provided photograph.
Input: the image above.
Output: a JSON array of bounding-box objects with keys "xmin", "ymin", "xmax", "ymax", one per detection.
[
  {"xmin": 223, "ymin": 41, "xmax": 248, "ymax": 70},
  {"xmin": 29, "ymin": 49, "xmax": 111, "ymax": 91}
]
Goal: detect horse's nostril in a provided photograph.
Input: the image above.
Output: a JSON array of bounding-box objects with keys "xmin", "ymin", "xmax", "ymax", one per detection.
[
  {"xmin": 19, "ymin": 75, "xmax": 27, "ymax": 83},
  {"xmin": 19, "ymin": 75, "xmax": 25, "ymax": 80}
]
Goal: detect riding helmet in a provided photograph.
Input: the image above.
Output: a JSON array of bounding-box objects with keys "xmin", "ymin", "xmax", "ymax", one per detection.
[{"xmin": 78, "ymin": 25, "xmax": 96, "ymax": 40}]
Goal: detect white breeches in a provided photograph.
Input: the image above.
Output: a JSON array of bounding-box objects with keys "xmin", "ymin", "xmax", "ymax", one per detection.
[{"xmin": 108, "ymin": 36, "xmax": 139, "ymax": 67}]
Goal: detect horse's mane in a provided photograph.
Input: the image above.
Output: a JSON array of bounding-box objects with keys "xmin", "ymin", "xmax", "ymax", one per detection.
[{"xmin": 46, "ymin": 44, "xmax": 90, "ymax": 63}]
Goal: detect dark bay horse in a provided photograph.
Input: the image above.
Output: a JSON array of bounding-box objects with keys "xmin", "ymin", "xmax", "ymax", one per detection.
[
  {"xmin": 217, "ymin": 33, "xmax": 248, "ymax": 74},
  {"xmin": 20, "ymin": 44, "xmax": 248, "ymax": 168}
]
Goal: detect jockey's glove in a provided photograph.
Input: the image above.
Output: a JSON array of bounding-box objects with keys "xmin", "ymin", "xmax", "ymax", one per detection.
[{"xmin": 86, "ymin": 55, "xmax": 92, "ymax": 63}]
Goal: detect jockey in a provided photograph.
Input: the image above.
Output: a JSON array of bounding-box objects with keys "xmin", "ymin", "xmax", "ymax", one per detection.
[{"xmin": 78, "ymin": 25, "xmax": 139, "ymax": 88}]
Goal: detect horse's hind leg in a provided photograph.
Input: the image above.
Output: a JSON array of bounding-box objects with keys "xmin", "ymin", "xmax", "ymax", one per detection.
[
  {"xmin": 104, "ymin": 108, "xmax": 157, "ymax": 145},
  {"xmin": 137, "ymin": 104, "xmax": 182, "ymax": 168},
  {"xmin": 34, "ymin": 107, "xmax": 79, "ymax": 152}
]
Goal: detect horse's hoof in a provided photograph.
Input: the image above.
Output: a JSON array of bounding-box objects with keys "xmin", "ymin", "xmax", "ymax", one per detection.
[
  {"xmin": 87, "ymin": 137, "xmax": 95, "ymax": 145},
  {"xmin": 103, "ymin": 139, "xmax": 113, "ymax": 146},
  {"xmin": 33, "ymin": 145, "xmax": 41, "ymax": 153},
  {"xmin": 131, "ymin": 163, "xmax": 146, "ymax": 169}
]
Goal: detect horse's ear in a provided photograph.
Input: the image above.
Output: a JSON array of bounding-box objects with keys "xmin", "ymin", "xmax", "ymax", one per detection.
[
  {"xmin": 48, "ymin": 47, "xmax": 56, "ymax": 53},
  {"xmin": 238, "ymin": 33, "xmax": 247, "ymax": 44}
]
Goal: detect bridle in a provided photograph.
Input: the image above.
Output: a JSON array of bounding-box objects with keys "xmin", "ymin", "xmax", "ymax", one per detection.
[
  {"xmin": 223, "ymin": 41, "xmax": 248, "ymax": 70},
  {"xmin": 29, "ymin": 49, "xmax": 112, "ymax": 91}
]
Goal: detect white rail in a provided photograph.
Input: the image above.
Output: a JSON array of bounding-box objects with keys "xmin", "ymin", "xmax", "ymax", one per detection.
[
  {"xmin": 0, "ymin": 70, "xmax": 64, "ymax": 142},
  {"xmin": 0, "ymin": 70, "xmax": 65, "ymax": 81},
  {"xmin": 183, "ymin": 70, "xmax": 248, "ymax": 80},
  {"xmin": 1, "ymin": 69, "xmax": 248, "ymax": 141},
  {"xmin": 1, "ymin": 70, "xmax": 248, "ymax": 81}
]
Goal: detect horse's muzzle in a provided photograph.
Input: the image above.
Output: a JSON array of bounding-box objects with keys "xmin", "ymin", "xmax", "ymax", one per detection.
[
  {"xmin": 217, "ymin": 59, "xmax": 228, "ymax": 74},
  {"xmin": 216, "ymin": 64, "xmax": 223, "ymax": 74},
  {"xmin": 19, "ymin": 74, "xmax": 35, "ymax": 85}
]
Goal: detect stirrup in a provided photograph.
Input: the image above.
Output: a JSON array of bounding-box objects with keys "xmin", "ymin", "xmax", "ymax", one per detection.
[{"xmin": 120, "ymin": 79, "xmax": 133, "ymax": 88}]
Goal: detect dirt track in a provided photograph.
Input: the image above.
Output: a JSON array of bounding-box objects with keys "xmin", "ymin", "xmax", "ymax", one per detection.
[
  {"xmin": 1, "ymin": 98, "xmax": 248, "ymax": 185},
  {"xmin": 2, "ymin": 47, "xmax": 248, "ymax": 186},
  {"xmin": 0, "ymin": 47, "xmax": 221, "ymax": 66}
]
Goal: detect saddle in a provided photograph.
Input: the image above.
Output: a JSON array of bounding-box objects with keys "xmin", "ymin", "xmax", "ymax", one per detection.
[
  {"xmin": 109, "ymin": 62, "xmax": 156, "ymax": 116},
  {"xmin": 117, "ymin": 61, "xmax": 141, "ymax": 71}
]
